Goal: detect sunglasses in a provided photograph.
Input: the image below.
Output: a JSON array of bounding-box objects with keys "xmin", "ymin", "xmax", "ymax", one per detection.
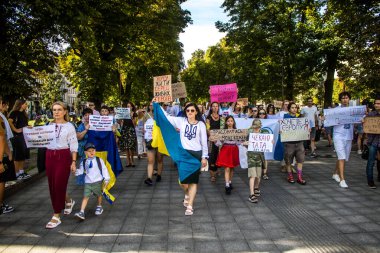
[
  {"xmin": 259, "ymin": 112, "xmax": 266, "ymax": 115},
  {"xmin": 186, "ymin": 109, "xmax": 196, "ymax": 113},
  {"xmin": 252, "ymin": 110, "xmax": 258, "ymax": 112}
]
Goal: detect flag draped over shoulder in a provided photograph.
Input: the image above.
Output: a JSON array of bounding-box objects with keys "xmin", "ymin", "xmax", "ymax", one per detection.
[
  {"xmin": 153, "ymin": 103, "xmax": 201, "ymax": 183},
  {"xmin": 87, "ymin": 130, "xmax": 123, "ymax": 203}
]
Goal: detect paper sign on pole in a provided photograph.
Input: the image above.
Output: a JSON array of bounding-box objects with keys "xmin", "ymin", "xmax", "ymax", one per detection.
[
  {"xmin": 23, "ymin": 125, "xmax": 57, "ymax": 148},
  {"xmin": 273, "ymin": 100, "xmax": 283, "ymax": 108},
  {"xmin": 171, "ymin": 82, "xmax": 187, "ymax": 99},
  {"xmin": 237, "ymin": 98, "xmax": 249, "ymax": 107},
  {"xmin": 210, "ymin": 83, "xmax": 238, "ymax": 103},
  {"xmin": 324, "ymin": 105, "xmax": 366, "ymax": 127},
  {"xmin": 248, "ymin": 133, "xmax": 274, "ymax": 152},
  {"xmin": 363, "ymin": 116, "xmax": 380, "ymax": 134},
  {"xmin": 115, "ymin": 107, "xmax": 130, "ymax": 120},
  {"xmin": 153, "ymin": 75, "xmax": 172, "ymax": 102},
  {"xmin": 280, "ymin": 118, "xmax": 310, "ymax": 142},
  {"xmin": 209, "ymin": 129, "xmax": 248, "ymax": 142},
  {"xmin": 89, "ymin": 115, "xmax": 114, "ymax": 131}
]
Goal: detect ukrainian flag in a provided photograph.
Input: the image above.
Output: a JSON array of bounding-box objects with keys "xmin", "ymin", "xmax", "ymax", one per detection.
[
  {"xmin": 87, "ymin": 131, "xmax": 123, "ymax": 204},
  {"xmin": 153, "ymin": 103, "xmax": 201, "ymax": 183}
]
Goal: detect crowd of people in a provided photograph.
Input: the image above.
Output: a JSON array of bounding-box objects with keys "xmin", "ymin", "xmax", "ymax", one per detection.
[{"xmin": 0, "ymin": 91, "xmax": 379, "ymax": 229}]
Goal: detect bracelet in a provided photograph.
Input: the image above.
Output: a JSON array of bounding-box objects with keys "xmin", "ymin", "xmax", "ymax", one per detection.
[{"xmin": 72, "ymin": 160, "xmax": 76, "ymax": 162}]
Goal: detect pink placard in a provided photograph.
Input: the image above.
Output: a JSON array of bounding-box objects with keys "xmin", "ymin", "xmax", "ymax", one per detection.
[{"xmin": 210, "ymin": 83, "xmax": 238, "ymax": 103}]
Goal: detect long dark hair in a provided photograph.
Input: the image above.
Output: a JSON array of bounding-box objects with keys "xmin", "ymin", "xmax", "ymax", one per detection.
[
  {"xmin": 10, "ymin": 99, "xmax": 27, "ymax": 118},
  {"xmin": 184, "ymin": 103, "xmax": 204, "ymax": 123},
  {"xmin": 224, "ymin": 115, "xmax": 236, "ymax": 129},
  {"xmin": 207, "ymin": 102, "xmax": 220, "ymax": 118}
]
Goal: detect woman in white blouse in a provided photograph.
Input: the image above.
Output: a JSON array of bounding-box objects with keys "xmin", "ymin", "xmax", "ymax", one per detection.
[
  {"xmin": 161, "ymin": 103, "xmax": 208, "ymax": 215},
  {"xmin": 45, "ymin": 102, "xmax": 78, "ymax": 229}
]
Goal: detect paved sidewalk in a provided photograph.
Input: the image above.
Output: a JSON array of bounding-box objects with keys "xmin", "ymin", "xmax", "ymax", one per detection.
[{"xmin": 1, "ymin": 141, "xmax": 380, "ymax": 252}]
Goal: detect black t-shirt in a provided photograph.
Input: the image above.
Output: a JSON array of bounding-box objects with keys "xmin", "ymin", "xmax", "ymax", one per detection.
[{"xmin": 9, "ymin": 111, "xmax": 28, "ymax": 132}]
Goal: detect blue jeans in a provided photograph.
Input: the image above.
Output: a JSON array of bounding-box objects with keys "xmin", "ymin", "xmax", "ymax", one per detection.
[{"xmin": 366, "ymin": 145, "xmax": 380, "ymax": 182}]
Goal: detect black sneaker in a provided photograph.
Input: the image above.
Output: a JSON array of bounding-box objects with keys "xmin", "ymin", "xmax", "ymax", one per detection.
[
  {"xmin": 229, "ymin": 183, "xmax": 233, "ymax": 190},
  {"xmin": 1, "ymin": 203, "xmax": 14, "ymax": 214},
  {"xmin": 144, "ymin": 178, "xmax": 153, "ymax": 186},
  {"xmin": 225, "ymin": 186, "xmax": 231, "ymax": 195},
  {"xmin": 310, "ymin": 152, "xmax": 317, "ymax": 158},
  {"xmin": 368, "ymin": 181, "xmax": 377, "ymax": 189},
  {"xmin": 248, "ymin": 194, "xmax": 258, "ymax": 203},
  {"xmin": 156, "ymin": 175, "xmax": 161, "ymax": 182}
]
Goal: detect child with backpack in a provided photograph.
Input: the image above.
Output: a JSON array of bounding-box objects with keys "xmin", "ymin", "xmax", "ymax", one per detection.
[{"xmin": 74, "ymin": 142, "xmax": 110, "ymax": 220}]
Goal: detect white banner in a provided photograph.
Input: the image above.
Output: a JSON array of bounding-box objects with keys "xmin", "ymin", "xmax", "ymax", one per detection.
[
  {"xmin": 23, "ymin": 125, "xmax": 57, "ymax": 148},
  {"xmin": 248, "ymin": 133, "xmax": 274, "ymax": 152},
  {"xmin": 89, "ymin": 115, "xmax": 113, "ymax": 131},
  {"xmin": 324, "ymin": 105, "xmax": 366, "ymax": 127},
  {"xmin": 235, "ymin": 118, "xmax": 280, "ymax": 160},
  {"xmin": 280, "ymin": 117, "xmax": 310, "ymax": 142},
  {"xmin": 115, "ymin": 107, "xmax": 130, "ymax": 120}
]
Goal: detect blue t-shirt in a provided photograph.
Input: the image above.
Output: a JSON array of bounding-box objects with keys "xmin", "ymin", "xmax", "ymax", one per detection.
[{"xmin": 76, "ymin": 123, "xmax": 88, "ymax": 158}]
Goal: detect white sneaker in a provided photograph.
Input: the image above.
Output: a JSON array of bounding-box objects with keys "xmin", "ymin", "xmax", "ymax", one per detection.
[
  {"xmin": 357, "ymin": 150, "xmax": 362, "ymax": 155},
  {"xmin": 332, "ymin": 174, "xmax": 341, "ymax": 183},
  {"xmin": 339, "ymin": 180, "xmax": 348, "ymax": 188}
]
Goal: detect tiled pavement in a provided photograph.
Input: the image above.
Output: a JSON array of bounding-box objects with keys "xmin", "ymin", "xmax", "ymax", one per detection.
[{"xmin": 1, "ymin": 141, "xmax": 380, "ymax": 252}]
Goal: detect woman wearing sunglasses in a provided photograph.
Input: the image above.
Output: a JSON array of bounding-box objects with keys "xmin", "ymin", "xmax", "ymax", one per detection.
[{"xmin": 159, "ymin": 103, "xmax": 208, "ymax": 216}]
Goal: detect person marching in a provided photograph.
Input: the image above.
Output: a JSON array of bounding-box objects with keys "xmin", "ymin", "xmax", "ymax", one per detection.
[
  {"xmin": 206, "ymin": 102, "xmax": 221, "ymax": 182},
  {"xmin": 216, "ymin": 116, "xmax": 240, "ymax": 194}
]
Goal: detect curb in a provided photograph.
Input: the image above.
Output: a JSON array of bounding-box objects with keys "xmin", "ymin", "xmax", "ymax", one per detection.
[{"xmin": 5, "ymin": 172, "xmax": 46, "ymax": 198}]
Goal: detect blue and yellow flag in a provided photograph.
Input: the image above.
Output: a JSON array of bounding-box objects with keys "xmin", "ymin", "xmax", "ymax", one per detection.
[
  {"xmin": 87, "ymin": 130, "xmax": 123, "ymax": 204},
  {"xmin": 153, "ymin": 103, "xmax": 201, "ymax": 183}
]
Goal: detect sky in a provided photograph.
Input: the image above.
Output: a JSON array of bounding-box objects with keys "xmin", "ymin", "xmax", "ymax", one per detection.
[{"xmin": 179, "ymin": 0, "xmax": 229, "ymax": 64}]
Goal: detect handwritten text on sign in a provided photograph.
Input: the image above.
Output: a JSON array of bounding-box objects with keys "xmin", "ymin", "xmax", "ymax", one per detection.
[
  {"xmin": 23, "ymin": 125, "xmax": 57, "ymax": 148},
  {"xmin": 171, "ymin": 82, "xmax": 187, "ymax": 99},
  {"xmin": 363, "ymin": 116, "xmax": 380, "ymax": 134},
  {"xmin": 248, "ymin": 133, "xmax": 274, "ymax": 152},
  {"xmin": 210, "ymin": 83, "xmax": 238, "ymax": 103},
  {"xmin": 324, "ymin": 105, "xmax": 366, "ymax": 127},
  {"xmin": 89, "ymin": 115, "xmax": 113, "ymax": 131},
  {"xmin": 153, "ymin": 75, "xmax": 172, "ymax": 102},
  {"xmin": 115, "ymin": 107, "xmax": 130, "ymax": 120},
  {"xmin": 144, "ymin": 119, "xmax": 154, "ymax": 140},
  {"xmin": 280, "ymin": 118, "xmax": 310, "ymax": 142},
  {"xmin": 209, "ymin": 129, "xmax": 248, "ymax": 142}
]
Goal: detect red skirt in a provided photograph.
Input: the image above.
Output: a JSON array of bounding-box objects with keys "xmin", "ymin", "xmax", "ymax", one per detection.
[{"xmin": 216, "ymin": 144, "xmax": 240, "ymax": 168}]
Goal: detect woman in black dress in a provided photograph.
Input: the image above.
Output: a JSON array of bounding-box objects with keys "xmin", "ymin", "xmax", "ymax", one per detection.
[
  {"xmin": 206, "ymin": 102, "xmax": 221, "ymax": 182},
  {"xmin": 119, "ymin": 102, "xmax": 137, "ymax": 167}
]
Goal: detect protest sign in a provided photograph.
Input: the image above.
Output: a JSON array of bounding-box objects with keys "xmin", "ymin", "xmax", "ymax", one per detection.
[
  {"xmin": 23, "ymin": 125, "xmax": 57, "ymax": 148},
  {"xmin": 153, "ymin": 75, "xmax": 172, "ymax": 102},
  {"xmin": 274, "ymin": 100, "xmax": 283, "ymax": 108},
  {"xmin": 144, "ymin": 119, "xmax": 154, "ymax": 140},
  {"xmin": 363, "ymin": 116, "xmax": 380, "ymax": 134},
  {"xmin": 89, "ymin": 115, "xmax": 114, "ymax": 131},
  {"xmin": 209, "ymin": 129, "xmax": 248, "ymax": 142},
  {"xmin": 115, "ymin": 107, "xmax": 130, "ymax": 120},
  {"xmin": 171, "ymin": 82, "xmax": 187, "ymax": 99},
  {"xmin": 324, "ymin": 105, "xmax": 366, "ymax": 127},
  {"xmin": 280, "ymin": 118, "xmax": 310, "ymax": 142},
  {"xmin": 237, "ymin": 98, "xmax": 249, "ymax": 107},
  {"xmin": 210, "ymin": 83, "xmax": 238, "ymax": 103},
  {"xmin": 248, "ymin": 133, "xmax": 274, "ymax": 152}
]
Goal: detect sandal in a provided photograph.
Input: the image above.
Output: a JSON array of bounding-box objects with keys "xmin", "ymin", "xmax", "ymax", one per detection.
[
  {"xmin": 185, "ymin": 205, "xmax": 194, "ymax": 216},
  {"xmin": 210, "ymin": 176, "xmax": 216, "ymax": 182},
  {"xmin": 262, "ymin": 174, "xmax": 269, "ymax": 180},
  {"xmin": 64, "ymin": 199, "xmax": 75, "ymax": 215},
  {"xmin": 45, "ymin": 216, "xmax": 61, "ymax": 229}
]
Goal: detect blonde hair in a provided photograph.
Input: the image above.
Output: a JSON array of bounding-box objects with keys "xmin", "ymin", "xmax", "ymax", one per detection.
[{"xmin": 51, "ymin": 101, "xmax": 69, "ymax": 122}]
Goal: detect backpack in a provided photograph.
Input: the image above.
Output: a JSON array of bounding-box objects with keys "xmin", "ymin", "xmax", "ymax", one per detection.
[{"xmin": 76, "ymin": 157, "xmax": 103, "ymax": 185}]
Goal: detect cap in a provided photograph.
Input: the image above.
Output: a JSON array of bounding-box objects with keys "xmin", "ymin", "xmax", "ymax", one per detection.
[
  {"xmin": 252, "ymin": 119, "xmax": 262, "ymax": 129},
  {"xmin": 84, "ymin": 142, "xmax": 96, "ymax": 151}
]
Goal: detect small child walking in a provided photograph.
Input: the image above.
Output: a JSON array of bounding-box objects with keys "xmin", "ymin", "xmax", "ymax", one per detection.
[
  {"xmin": 246, "ymin": 119, "xmax": 265, "ymax": 203},
  {"xmin": 75, "ymin": 142, "xmax": 110, "ymax": 220}
]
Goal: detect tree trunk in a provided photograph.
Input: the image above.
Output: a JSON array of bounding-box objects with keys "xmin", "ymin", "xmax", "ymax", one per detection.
[{"xmin": 323, "ymin": 51, "xmax": 338, "ymax": 108}]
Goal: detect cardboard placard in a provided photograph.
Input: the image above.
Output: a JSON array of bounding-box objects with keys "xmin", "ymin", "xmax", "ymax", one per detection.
[
  {"xmin": 324, "ymin": 105, "xmax": 366, "ymax": 127},
  {"xmin": 23, "ymin": 125, "xmax": 57, "ymax": 148},
  {"xmin": 172, "ymin": 82, "xmax": 187, "ymax": 99},
  {"xmin": 115, "ymin": 107, "xmax": 130, "ymax": 120},
  {"xmin": 89, "ymin": 115, "xmax": 114, "ymax": 131},
  {"xmin": 248, "ymin": 133, "xmax": 274, "ymax": 152},
  {"xmin": 363, "ymin": 116, "xmax": 380, "ymax": 134},
  {"xmin": 280, "ymin": 117, "xmax": 310, "ymax": 142},
  {"xmin": 153, "ymin": 75, "xmax": 172, "ymax": 102},
  {"xmin": 237, "ymin": 98, "xmax": 249, "ymax": 107},
  {"xmin": 209, "ymin": 129, "xmax": 248, "ymax": 142},
  {"xmin": 273, "ymin": 100, "xmax": 283, "ymax": 108},
  {"xmin": 210, "ymin": 83, "xmax": 238, "ymax": 103}
]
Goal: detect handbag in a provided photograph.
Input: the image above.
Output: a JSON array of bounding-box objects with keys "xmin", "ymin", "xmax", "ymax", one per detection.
[{"xmin": 361, "ymin": 145, "xmax": 369, "ymax": 160}]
